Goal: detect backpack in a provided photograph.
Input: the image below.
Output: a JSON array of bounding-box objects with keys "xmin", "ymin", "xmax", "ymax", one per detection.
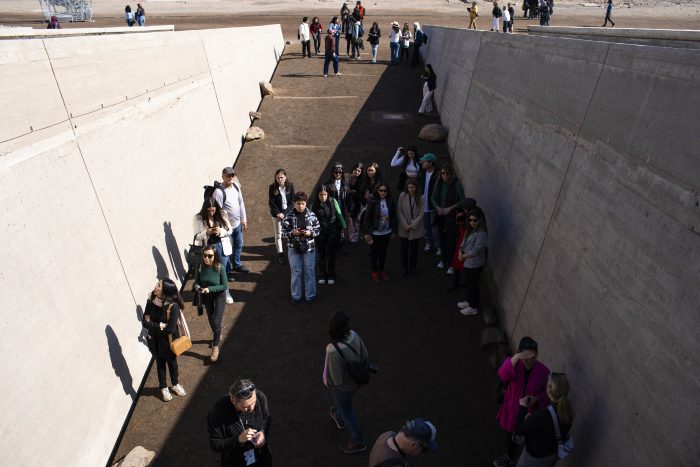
[
  {"xmin": 332, "ymin": 341, "xmax": 373, "ymax": 385},
  {"xmin": 203, "ymin": 181, "xmax": 226, "ymax": 207},
  {"xmin": 358, "ymin": 22, "xmax": 364, "ymax": 37},
  {"xmin": 495, "ymin": 7, "xmax": 503, "ymax": 17}
]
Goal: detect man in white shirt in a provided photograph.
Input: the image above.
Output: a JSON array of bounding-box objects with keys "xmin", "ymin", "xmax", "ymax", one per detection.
[
  {"xmin": 299, "ymin": 16, "xmax": 311, "ymax": 58},
  {"xmin": 213, "ymin": 167, "xmax": 249, "ymax": 274}
]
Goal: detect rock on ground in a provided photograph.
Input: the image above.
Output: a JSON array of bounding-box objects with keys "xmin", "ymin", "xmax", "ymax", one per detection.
[
  {"xmin": 249, "ymin": 111, "xmax": 262, "ymax": 120},
  {"xmin": 245, "ymin": 126, "xmax": 265, "ymax": 141},
  {"xmin": 259, "ymin": 81, "xmax": 274, "ymax": 96},
  {"xmin": 115, "ymin": 446, "xmax": 154, "ymax": 467},
  {"xmin": 418, "ymin": 123, "xmax": 447, "ymax": 142}
]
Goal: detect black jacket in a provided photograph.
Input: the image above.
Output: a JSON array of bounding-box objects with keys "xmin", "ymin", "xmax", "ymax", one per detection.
[
  {"xmin": 312, "ymin": 200, "xmax": 340, "ymax": 235},
  {"xmin": 325, "ymin": 176, "xmax": 349, "ymax": 212},
  {"xmin": 361, "ymin": 197, "xmax": 398, "ymax": 235},
  {"xmin": 418, "ymin": 168, "xmax": 439, "ymax": 210},
  {"xmin": 268, "ymin": 182, "xmax": 295, "ymax": 217},
  {"xmin": 142, "ymin": 300, "xmax": 181, "ymax": 358}
]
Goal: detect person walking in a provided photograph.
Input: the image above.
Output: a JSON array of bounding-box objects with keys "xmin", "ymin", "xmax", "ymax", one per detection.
[
  {"xmin": 367, "ymin": 22, "xmax": 381, "ymax": 63},
  {"xmin": 456, "ymin": 207, "xmax": 488, "ymax": 315},
  {"xmin": 411, "ymin": 22, "xmax": 426, "ymax": 67},
  {"xmin": 431, "ymin": 164, "xmax": 465, "ymax": 272},
  {"xmin": 368, "ymin": 419, "xmax": 438, "ymax": 465},
  {"xmin": 299, "ymin": 16, "xmax": 311, "ymax": 58},
  {"xmin": 135, "ymin": 3, "xmax": 145, "ymax": 26},
  {"xmin": 281, "ymin": 192, "xmax": 321, "ymax": 303},
  {"xmin": 493, "ymin": 337, "xmax": 551, "ymax": 467},
  {"xmin": 323, "ymin": 310, "xmax": 369, "ymax": 454},
  {"xmin": 389, "ymin": 21, "xmax": 401, "ymax": 65},
  {"xmin": 268, "ymin": 168, "xmax": 295, "ymax": 265},
  {"xmin": 491, "ymin": 1, "xmax": 503, "ymax": 31},
  {"xmin": 468, "ymin": 2, "xmax": 480, "ymax": 30},
  {"xmin": 311, "ymin": 185, "xmax": 345, "ymax": 285},
  {"xmin": 324, "ymin": 29, "xmax": 341, "ymax": 77},
  {"xmin": 397, "ymin": 178, "xmax": 424, "ymax": 277},
  {"xmin": 362, "ymin": 183, "xmax": 397, "ymax": 282},
  {"xmin": 310, "ymin": 17, "xmax": 324, "ymax": 54},
  {"xmin": 142, "ymin": 278, "xmax": 187, "ymax": 402},
  {"xmin": 602, "ymin": 0, "xmax": 615, "ymax": 27},
  {"xmin": 194, "ymin": 245, "xmax": 228, "ymax": 362},
  {"xmin": 213, "ymin": 167, "xmax": 249, "ymax": 275},
  {"xmin": 194, "ymin": 197, "xmax": 234, "ymax": 304},
  {"xmin": 512, "ymin": 373, "xmax": 574, "ymax": 467},
  {"xmin": 207, "ymin": 378, "xmax": 272, "ymax": 467},
  {"xmin": 418, "ymin": 64, "xmax": 437, "ymax": 115},
  {"xmin": 124, "ymin": 5, "xmax": 135, "ymax": 26},
  {"xmin": 400, "ymin": 23, "xmax": 412, "ymax": 63}
]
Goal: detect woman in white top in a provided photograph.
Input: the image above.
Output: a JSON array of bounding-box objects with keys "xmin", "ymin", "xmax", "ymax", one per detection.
[
  {"xmin": 400, "ymin": 23, "xmax": 412, "ymax": 63},
  {"xmin": 390, "ymin": 145, "xmax": 420, "ymax": 193},
  {"xmin": 193, "ymin": 198, "xmax": 233, "ymax": 303}
]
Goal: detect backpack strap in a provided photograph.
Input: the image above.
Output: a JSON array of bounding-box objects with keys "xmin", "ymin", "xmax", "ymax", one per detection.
[{"xmin": 547, "ymin": 405, "xmax": 563, "ymax": 444}]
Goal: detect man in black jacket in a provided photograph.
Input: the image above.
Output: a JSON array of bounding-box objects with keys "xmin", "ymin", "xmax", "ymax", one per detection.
[
  {"xmin": 418, "ymin": 153, "xmax": 440, "ymax": 255},
  {"xmin": 207, "ymin": 379, "xmax": 272, "ymax": 467}
]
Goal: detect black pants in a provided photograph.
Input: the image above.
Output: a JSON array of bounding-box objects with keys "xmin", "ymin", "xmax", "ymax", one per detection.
[
  {"xmin": 400, "ymin": 237, "xmax": 420, "ymax": 270},
  {"xmin": 312, "ymin": 33, "xmax": 321, "ymax": 52},
  {"xmin": 603, "ymin": 12, "xmax": 614, "ymax": 26},
  {"xmin": 411, "ymin": 44, "xmax": 422, "ymax": 66},
  {"xmin": 438, "ymin": 217, "xmax": 458, "ymax": 265},
  {"xmin": 156, "ymin": 353, "xmax": 178, "ymax": 388},
  {"xmin": 464, "ymin": 266, "xmax": 483, "ymax": 308},
  {"xmin": 346, "ymin": 36, "xmax": 352, "ymax": 54},
  {"xmin": 204, "ymin": 291, "xmax": 226, "ymax": 346},
  {"xmin": 301, "ymin": 40, "xmax": 311, "ymax": 57},
  {"xmin": 317, "ymin": 232, "xmax": 339, "ymax": 278},
  {"xmin": 400, "ymin": 47, "xmax": 410, "ymax": 62},
  {"xmin": 371, "ymin": 233, "xmax": 391, "ymax": 272},
  {"xmin": 504, "ymin": 429, "xmax": 520, "ymax": 460}
]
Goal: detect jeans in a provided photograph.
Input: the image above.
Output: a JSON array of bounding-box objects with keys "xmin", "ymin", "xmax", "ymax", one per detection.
[
  {"xmin": 317, "ymin": 232, "xmax": 339, "ymax": 279},
  {"xmin": 323, "ymin": 52, "xmax": 339, "ymax": 75},
  {"xmin": 204, "ymin": 291, "xmax": 226, "ymax": 346},
  {"xmin": 137, "ymin": 15, "xmax": 145, "ymax": 26},
  {"xmin": 213, "ymin": 242, "xmax": 230, "ymax": 277},
  {"xmin": 371, "ymin": 44, "xmax": 378, "ymax": 61},
  {"xmin": 400, "ymin": 237, "xmax": 420, "ymax": 270},
  {"xmin": 464, "ymin": 266, "xmax": 483, "ymax": 308},
  {"xmin": 370, "ymin": 233, "xmax": 391, "ymax": 272},
  {"xmin": 332, "ymin": 386, "xmax": 364, "ymax": 445},
  {"xmin": 288, "ymin": 248, "xmax": 316, "ymax": 300},
  {"xmin": 301, "ymin": 39, "xmax": 311, "ymax": 57},
  {"xmin": 229, "ymin": 224, "xmax": 244, "ymax": 268},
  {"xmin": 313, "ymin": 32, "xmax": 321, "ymax": 52},
  {"xmin": 400, "ymin": 46, "xmax": 409, "ymax": 62},
  {"xmin": 389, "ymin": 42, "xmax": 400, "ymax": 64},
  {"xmin": 351, "ymin": 39, "xmax": 360, "ymax": 57},
  {"xmin": 156, "ymin": 354, "xmax": 178, "ymax": 388},
  {"xmin": 423, "ymin": 211, "xmax": 439, "ymax": 249}
]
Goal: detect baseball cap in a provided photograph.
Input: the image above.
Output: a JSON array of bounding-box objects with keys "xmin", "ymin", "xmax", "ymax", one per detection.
[
  {"xmin": 222, "ymin": 167, "xmax": 235, "ymax": 175},
  {"xmin": 419, "ymin": 153, "xmax": 437, "ymax": 163},
  {"xmin": 404, "ymin": 418, "xmax": 438, "ymax": 451}
]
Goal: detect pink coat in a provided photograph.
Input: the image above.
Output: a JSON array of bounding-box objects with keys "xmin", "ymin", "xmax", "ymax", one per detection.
[{"xmin": 496, "ymin": 357, "xmax": 550, "ymax": 432}]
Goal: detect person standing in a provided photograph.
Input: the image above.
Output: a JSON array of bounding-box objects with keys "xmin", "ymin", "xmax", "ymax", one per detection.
[
  {"xmin": 340, "ymin": 3, "xmax": 351, "ymax": 35},
  {"xmin": 367, "ymin": 22, "xmax": 381, "ymax": 63},
  {"xmin": 324, "ymin": 310, "xmax": 369, "ymax": 454},
  {"xmin": 456, "ymin": 207, "xmax": 488, "ymax": 316},
  {"xmin": 213, "ymin": 167, "xmax": 249, "ymax": 274},
  {"xmin": 491, "ymin": 1, "xmax": 503, "ymax": 32},
  {"xmin": 312, "ymin": 185, "xmax": 344, "ymax": 285},
  {"xmin": 329, "ymin": 16, "xmax": 342, "ymax": 55},
  {"xmin": 602, "ymin": 0, "xmax": 615, "ymax": 27},
  {"xmin": 502, "ymin": 6, "xmax": 512, "ymax": 33},
  {"xmin": 418, "ymin": 153, "xmax": 439, "ymax": 253},
  {"xmin": 508, "ymin": 3, "xmax": 515, "ymax": 30},
  {"xmin": 207, "ymin": 379, "xmax": 272, "ymax": 467},
  {"xmin": 299, "ymin": 16, "xmax": 311, "ymax": 58},
  {"xmin": 418, "ymin": 64, "xmax": 437, "ymax": 115},
  {"xmin": 390, "ymin": 145, "xmax": 420, "ymax": 193},
  {"xmin": 195, "ymin": 245, "xmax": 228, "ymax": 362},
  {"xmin": 389, "ymin": 21, "xmax": 401, "ymax": 65},
  {"xmin": 368, "ymin": 419, "xmax": 438, "ymax": 465},
  {"xmin": 124, "ymin": 5, "xmax": 135, "ymax": 27},
  {"xmin": 397, "ymin": 178, "xmax": 424, "ymax": 277},
  {"xmin": 193, "ymin": 198, "xmax": 234, "ymax": 304},
  {"xmin": 325, "ymin": 162, "xmax": 349, "ymax": 255},
  {"xmin": 324, "ymin": 29, "xmax": 341, "ymax": 77},
  {"xmin": 411, "ymin": 22, "xmax": 426, "ymax": 67},
  {"xmin": 47, "ymin": 15, "xmax": 61, "ymax": 29},
  {"xmin": 362, "ymin": 183, "xmax": 397, "ymax": 282},
  {"xmin": 268, "ymin": 169, "xmax": 295, "ymax": 265},
  {"xmin": 400, "ymin": 23, "xmax": 412, "ymax": 63},
  {"xmin": 142, "ymin": 278, "xmax": 187, "ymax": 402},
  {"xmin": 468, "ymin": 2, "xmax": 480, "ymax": 30},
  {"xmin": 431, "ymin": 164, "xmax": 465, "ymax": 272},
  {"xmin": 310, "ymin": 17, "xmax": 324, "ymax": 55},
  {"xmin": 354, "ymin": 1, "xmax": 366, "ymax": 20},
  {"xmin": 351, "ymin": 18, "xmax": 362, "ymax": 59},
  {"xmin": 539, "ymin": 0, "xmax": 550, "ymax": 26},
  {"xmin": 346, "ymin": 162, "xmax": 365, "ymax": 245},
  {"xmin": 135, "ymin": 3, "xmax": 145, "ymax": 26},
  {"xmin": 493, "ymin": 337, "xmax": 551, "ymax": 467},
  {"xmin": 282, "ymin": 192, "xmax": 321, "ymax": 303}
]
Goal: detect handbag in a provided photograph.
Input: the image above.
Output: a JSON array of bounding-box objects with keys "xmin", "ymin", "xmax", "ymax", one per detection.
[
  {"xmin": 165, "ymin": 305, "xmax": 192, "ymax": 357},
  {"xmin": 331, "ymin": 341, "xmax": 374, "ymax": 385},
  {"xmin": 186, "ymin": 235, "xmax": 203, "ymax": 274},
  {"xmin": 548, "ymin": 405, "xmax": 574, "ymax": 459}
]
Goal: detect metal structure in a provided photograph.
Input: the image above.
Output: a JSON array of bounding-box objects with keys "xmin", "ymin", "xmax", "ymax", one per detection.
[{"xmin": 38, "ymin": 0, "xmax": 93, "ymax": 22}]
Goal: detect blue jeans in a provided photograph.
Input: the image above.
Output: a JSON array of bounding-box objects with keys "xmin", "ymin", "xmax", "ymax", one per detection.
[
  {"xmin": 332, "ymin": 386, "xmax": 364, "ymax": 445},
  {"xmin": 390, "ymin": 42, "xmax": 400, "ymax": 64},
  {"xmin": 229, "ymin": 225, "xmax": 244, "ymax": 268},
  {"xmin": 137, "ymin": 15, "xmax": 145, "ymax": 26},
  {"xmin": 213, "ymin": 242, "xmax": 230, "ymax": 276},
  {"xmin": 288, "ymin": 249, "xmax": 316, "ymax": 301},
  {"xmin": 323, "ymin": 52, "xmax": 339, "ymax": 75},
  {"xmin": 423, "ymin": 211, "xmax": 439, "ymax": 248}
]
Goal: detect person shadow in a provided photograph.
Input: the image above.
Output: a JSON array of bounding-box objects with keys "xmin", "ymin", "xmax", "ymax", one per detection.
[
  {"xmin": 105, "ymin": 325, "xmax": 137, "ymax": 402},
  {"xmin": 164, "ymin": 221, "xmax": 187, "ymax": 283},
  {"xmin": 152, "ymin": 246, "xmax": 169, "ymax": 279}
]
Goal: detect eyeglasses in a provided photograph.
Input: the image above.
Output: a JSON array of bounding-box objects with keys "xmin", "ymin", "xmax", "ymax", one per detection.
[
  {"xmin": 468, "ymin": 218, "xmax": 480, "ymax": 222},
  {"xmin": 235, "ymin": 383, "xmax": 256, "ymax": 399},
  {"xmin": 203, "ymin": 254, "xmax": 215, "ymax": 259}
]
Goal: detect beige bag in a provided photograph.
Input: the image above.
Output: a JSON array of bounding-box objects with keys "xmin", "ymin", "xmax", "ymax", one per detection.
[{"xmin": 166, "ymin": 305, "xmax": 192, "ymax": 356}]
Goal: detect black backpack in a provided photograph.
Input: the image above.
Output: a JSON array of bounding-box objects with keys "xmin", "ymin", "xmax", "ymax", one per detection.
[
  {"xmin": 203, "ymin": 181, "xmax": 238, "ymax": 207},
  {"xmin": 332, "ymin": 341, "xmax": 372, "ymax": 385}
]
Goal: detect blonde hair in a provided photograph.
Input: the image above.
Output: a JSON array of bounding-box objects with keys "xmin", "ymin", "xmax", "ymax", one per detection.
[{"xmin": 549, "ymin": 373, "xmax": 574, "ymax": 425}]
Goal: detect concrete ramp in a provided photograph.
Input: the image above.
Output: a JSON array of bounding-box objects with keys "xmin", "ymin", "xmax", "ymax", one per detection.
[
  {"xmin": 0, "ymin": 25, "xmax": 283, "ymax": 467},
  {"xmin": 422, "ymin": 26, "xmax": 699, "ymax": 466}
]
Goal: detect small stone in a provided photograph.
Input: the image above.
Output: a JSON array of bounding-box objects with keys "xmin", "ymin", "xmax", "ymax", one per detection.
[
  {"xmin": 418, "ymin": 123, "xmax": 447, "ymax": 142},
  {"xmin": 259, "ymin": 81, "xmax": 274, "ymax": 96},
  {"xmin": 115, "ymin": 446, "xmax": 155, "ymax": 467},
  {"xmin": 249, "ymin": 111, "xmax": 262, "ymax": 120},
  {"xmin": 245, "ymin": 126, "xmax": 265, "ymax": 141},
  {"xmin": 285, "ymin": 40, "xmax": 291, "ymax": 45}
]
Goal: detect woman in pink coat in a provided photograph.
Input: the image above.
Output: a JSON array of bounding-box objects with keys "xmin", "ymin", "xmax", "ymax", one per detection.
[{"xmin": 493, "ymin": 336, "xmax": 550, "ymax": 467}]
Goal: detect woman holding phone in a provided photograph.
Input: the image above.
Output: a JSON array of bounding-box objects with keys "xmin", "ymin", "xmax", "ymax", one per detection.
[
  {"xmin": 194, "ymin": 245, "xmax": 228, "ymax": 363},
  {"xmin": 194, "ymin": 197, "xmax": 233, "ymax": 304}
]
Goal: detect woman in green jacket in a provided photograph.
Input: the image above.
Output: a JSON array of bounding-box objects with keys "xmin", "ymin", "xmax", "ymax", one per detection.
[{"xmin": 195, "ymin": 244, "xmax": 228, "ymax": 362}]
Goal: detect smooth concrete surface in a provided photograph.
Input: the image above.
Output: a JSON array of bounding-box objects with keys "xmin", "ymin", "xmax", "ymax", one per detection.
[
  {"xmin": 0, "ymin": 25, "xmax": 283, "ymax": 467},
  {"xmin": 528, "ymin": 25, "xmax": 700, "ymax": 49},
  {"xmin": 423, "ymin": 26, "xmax": 699, "ymax": 467},
  {"xmin": 0, "ymin": 25, "xmax": 175, "ymax": 39}
]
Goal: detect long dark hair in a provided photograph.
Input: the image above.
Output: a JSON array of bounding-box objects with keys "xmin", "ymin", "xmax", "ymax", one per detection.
[
  {"xmin": 328, "ymin": 310, "xmax": 350, "ymax": 342},
  {"xmin": 466, "ymin": 206, "xmax": 487, "ymax": 233},
  {"xmin": 270, "ymin": 168, "xmax": 291, "ymax": 191},
  {"xmin": 153, "ymin": 277, "xmax": 184, "ymax": 308},
  {"xmin": 200, "ymin": 244, "xmax": 222, "ymax": 271},
  {"xmin": 197, "ymin": 197, "xmax": 227, "ymax": 227},
  {"xmin": 361, "ymin": 161, "xmax": 383, "ymax": 195}
]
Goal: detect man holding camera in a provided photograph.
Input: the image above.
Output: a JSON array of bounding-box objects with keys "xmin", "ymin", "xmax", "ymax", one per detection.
[
  {"xmin": 281, "ymin": 192, "xmax": 321, "ymax": 304},
  {"xmin": 207, "ymin": 378, "xmax": 272, "ymax": 467}
]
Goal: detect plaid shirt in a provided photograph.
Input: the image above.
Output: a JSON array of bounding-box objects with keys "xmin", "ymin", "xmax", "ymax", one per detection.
[{"xmin": 281, "ymin": 209, "xmax": 321, "ymax": 252}]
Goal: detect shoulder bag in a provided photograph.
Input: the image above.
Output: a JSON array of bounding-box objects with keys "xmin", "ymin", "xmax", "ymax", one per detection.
[
  {"xmin": 332, "ymin": 341, "xmax": 373, "ymax": 385},
  {"xmin": 548, "ymin": 405, "xmax": 574, "ymax": 459},
  {"xmin": 166, "ymin": 305, "xmax": 192, "ymax": 357}
]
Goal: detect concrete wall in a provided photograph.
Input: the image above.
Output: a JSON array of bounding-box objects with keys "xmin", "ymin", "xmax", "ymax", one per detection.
[
  {"xmin": 0, "ymin": 25, "xmax": 174, "ymax": 39},
  {"xmin": 527, "ymin": 26, "xmax": 700, "ymax": 49},
  {"xmin": 0, "ymin": 25, "xmax": 283, "ymax": 467},
  {"xmin": 422, "ymin": 26, "xmax": 700, "ymax": 466}
]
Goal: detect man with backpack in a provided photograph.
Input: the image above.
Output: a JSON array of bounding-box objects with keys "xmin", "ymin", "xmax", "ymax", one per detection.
[
  {"xmin": 492, "ymin": 1, "xmax": 503, "ymax": 32},
  {"xmin": 351, "ymin": 19, "xmax": 364, "ymax": 58},
  {"xmin": 213, "ymin": 167, "xmax": 250, "ymax": 275}
]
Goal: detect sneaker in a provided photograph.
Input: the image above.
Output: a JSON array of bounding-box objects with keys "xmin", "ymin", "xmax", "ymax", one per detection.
[
  {"xmin": 226, "ymin": 294, "xmax": 234, "ymax": 304},
  {"xmin": 493, "ymin": 455, "xmax": 516, "ymax": 467},
  {"xmin": 292, "ymin": 298, "xmax": 302, "ymax": 305},
  {"xmin": 318, "ymin": 278, "xmax": 327, "ymax": 285},
  {"xmin": 324, "ymin": 74, "xmax": 328, "ymax": 77},
  {"xmin": 161, "ymin": 387, "xmax": 172, "ymax": 401},
  {"xmin": 380, "ymin": 271, "xmax": 389, "ymax": 281},
  {"xmin": 171, "ymin": 384, "xmax": 187, "ymax": 397},
  {"xmin": 340, "ymin": 441, "xmax": 367, "ymax": 454},
  {"xmin": 327, "ymin": 278, "xmax": 335, "ymax": 285},
  {"xmin": 371, "ymin": 272, "xmax": 381, "ymax": 283},
  {"xmin": 457, "ymin": 300, "xmax": 470, "ymax": 308},
  {"xmin": 424, "ymin": 244, "xmax": 432, "ymax": 252},
  {"xmin": 233, "ymin": 265, "xmax": 250, "ymax": 273},
  {"xmin": 436, "ymin": 248, "xmax": 442, "ymax": 256},
  {"xmin": 329, "ymin": 407, "xmax": 345, "ymax": 429},
  {"xmin": 460, "ymin": 306, "xmax": 478, "ymax": 316},
  {"xmin": 210, "ymin": 346, "xmax": 220, "ymax": 363},
  {"xmin": 447, "ymin": 267, "xmax": 455, "ymax": 274},
  {"xmin": 335, "ymin": 72, "xmax": 342, "ymax": 76},
  {"xmin": 277, "ymin": 253, "xmax": 286, "ymax": 265},
  {"xmin": 437, "ymin": 261, "xmax": 445, "ymax": 269}
]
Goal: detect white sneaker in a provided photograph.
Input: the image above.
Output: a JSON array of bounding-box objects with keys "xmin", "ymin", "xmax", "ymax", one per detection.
[
  {"xmin": 323, "ymin": 74, "xmax": 328, "ymax": 77},
  {"xmin": 457, "ymin": 300, "xmax": 470, "ymax": 308},
  {"xmin": 447, "ymin": 267, "xmax": 455, "ymax": 274},
  {"xmin": 437, "ymin": 261, "xmax": 445, "ymax": 269},
  {"xmin": 171, "ymin": 384, "xmax": 187, "ymax": 397},
  {"xmin": 226, "ymin": 295, "xmax": 234, "ymax": 304},
  {"xmin": 161, "ymin": 387, "xmax": 172, "ymax": 401},
  {"xmin": 460, "ymin": 306, "xmax": 478, "ymax": 316},
  {"xmin": 328, "ymin": 279, "xmax": 335, "ymax": 285},
  {"xmin": 436, "ymin": 248, "xmax": 442, "ymax": 256},
  {"xmin": 335, "ymin": 72, "xmax": 342, "ymax": 76},
  {"xmin": 318, "ymin": 278, "xmax": 326, "ymax": 285},
  {"xmin": 424, "ymin": 244, "xmax": 432, "ymax": 252}
]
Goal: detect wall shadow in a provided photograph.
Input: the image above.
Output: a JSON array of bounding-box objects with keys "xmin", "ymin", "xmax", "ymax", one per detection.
[{"xmin": 106, "ymin": 325, "xmax": 137, "ymax": 402}]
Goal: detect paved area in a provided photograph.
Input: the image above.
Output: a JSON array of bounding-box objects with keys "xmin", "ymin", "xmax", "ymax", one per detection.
[{"xmin": 114, "ymin": 38, "xmax": 504, "ymax": 466}]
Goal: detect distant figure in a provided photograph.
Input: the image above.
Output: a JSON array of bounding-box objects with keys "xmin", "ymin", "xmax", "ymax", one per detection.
[
  {"xmin": 323, "ymin": 29, "xmax": 341, "ymax": 77},
  {"xmin": 367, "ymin": 22, "xmax": 381, "ymax": 63},
  {"xmin": 468, "ymin": 2, "xmax": 479, "ymax": 30},
  {"xmin": 539, "ymin": 0, "xmax": 550, "ymax": 25},
  {"xmin": 411, "ymin": 22, "xmax": 426, "ymax": 67},
  {"xmin": 389, "ymin": 21, "xmax": 401, "ymax": 65},
  {"xmin": 310, "ymin": 17, "xmax": 324, "ymax": 54},
  {"xmin": 491, "ymin": 1, "xmax": 503, "ymax": 32},
  {"xmin": 502, "ymin": 6, "xmax": 512, "ymax": 33},
  {"xmin": 603, "ymin": 0, "xmax": 615, "ymax": 27},
  {"xmin": 400, "ymin": 23, "xmax": 412, "ymax": 63},
  {"xmin": 299, "ymin": 16, "xmax": 311, "ymax": 58},
  {"xmin": 354, "ymin": 1, "xmax": 366, "ymax": 20},
  {"xmin": 47, "ymin": 15, "xmax": 61, "ymax": 29},
  {"xmin": 418, "ymin": 64, "xmax": 437, "ymax": 115},
  {"xmin": 135, "ymin": 3, "xmax": 145, "ymax": 26},
  {"xmin": 124, "ymin": 5, "xmax": 135, "ymax": 27},
  {"xmin": 508, "ymin": 3, "xmax": 516, "ymax": 30}
]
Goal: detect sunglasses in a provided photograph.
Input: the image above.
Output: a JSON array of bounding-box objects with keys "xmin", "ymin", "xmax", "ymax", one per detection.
[
  {"xmin": 236, "ymin": 383, "xmax": 256, "ymax": 399},
  {"xmin": 378, "ymin": 189, "xmax": 388, "ymax": 193},
  {"xmin": 334, "ymin": 170, "xmax": 343, "ymax": 174},
  {"xmin": 203, "ymin": 253, "xmax": 215, "ymax": 259},
  {"xmin": 468, "ymin": 218, "xmax": 480, "ymax": 222}
]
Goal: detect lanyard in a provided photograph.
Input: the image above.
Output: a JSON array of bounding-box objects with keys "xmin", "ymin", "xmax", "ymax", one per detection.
[
  {"xmin": 408, "ymin": 195, "xmax": 416, "ymax": 219},
  {"xmin": 391, "ymin": 435, "xmax": 408, "ymax": 465}
]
